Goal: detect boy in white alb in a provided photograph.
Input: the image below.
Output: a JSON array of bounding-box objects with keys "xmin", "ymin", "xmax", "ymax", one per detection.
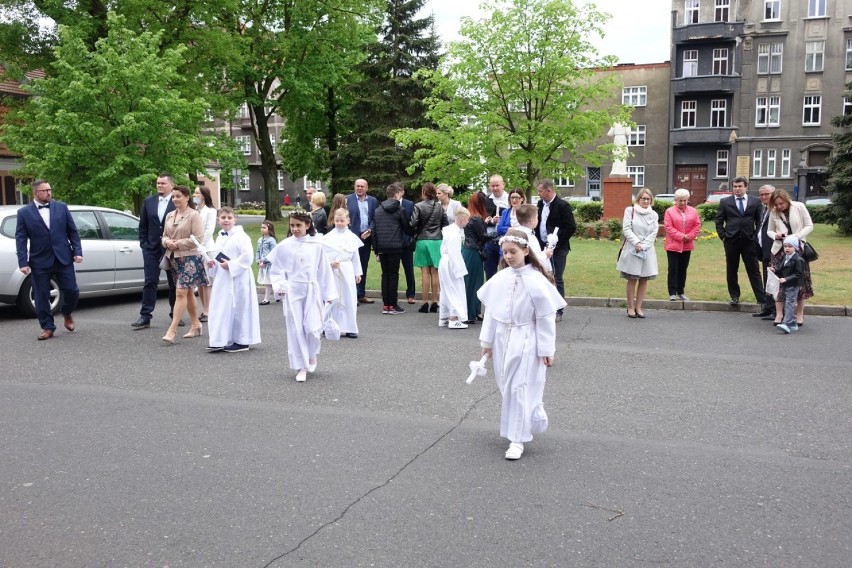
[
  {"xmin": 205, "ymin": 207, "xmax": 261, "ymax": 352},
  {"xmin": 438, "ymin": 207, "xmax": 470, "ymax": 329},
  {"xmin": 515, "ymin": 204, "xmax": 552, "ymax": 271},
  {"xmin": 323, "ymin": 208, "xmax": 363, "ymax": 338}
]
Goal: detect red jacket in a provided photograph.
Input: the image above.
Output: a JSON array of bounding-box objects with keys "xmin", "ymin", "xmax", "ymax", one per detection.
[{"xmin": 664, "ymin": 205, "xmax": 701, "ymax": 253}]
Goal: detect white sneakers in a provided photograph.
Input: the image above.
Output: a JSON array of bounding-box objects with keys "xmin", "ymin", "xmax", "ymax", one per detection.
[
  {"xmin": 448, "ymin": 320, "xmax": 468, "ymax": 329},
  {"xmin": 438, "ymin": 318, "xmax": 448, "ymax": 327},
  {"xmin": 295, "ymin": 369, "xmax": 307, "ymax": 382},
  {"xmin": 505, "ymin": 442, "xmax": 524, "ymax": 460},
  {"xmin": 307, "ymin": 360, "xmax": 317, "ymax": 372}
]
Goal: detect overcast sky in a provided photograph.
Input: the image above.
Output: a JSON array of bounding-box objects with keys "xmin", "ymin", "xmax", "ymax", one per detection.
[{"xmin": 421, "ymin": 0, "xmax": 672, "ymax": 65}]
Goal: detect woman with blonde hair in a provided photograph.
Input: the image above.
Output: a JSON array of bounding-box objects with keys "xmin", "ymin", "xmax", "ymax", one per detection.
[
  {"xmin": 616, "ymin": 188, "xmax": 659, "ymax": 318},
  {"xmin": 766, "ymin": 188, "xmax": 814, "ymax": 326},
  {"xmin": 311, "ymin": 191, "xmax": 328, "ymax": 235},
  {"xmin": 436, "ymin": 183, "xmax": 463, "ymax": 223}
]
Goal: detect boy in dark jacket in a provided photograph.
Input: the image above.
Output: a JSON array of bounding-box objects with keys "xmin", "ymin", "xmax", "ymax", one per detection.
[
  {"xmin": 373, "ymin": 182, "xmax": 413, "ymax": 314},
  {"xmin": 771, "ymin": 235, "xmax": 805, "ymax": 334}
]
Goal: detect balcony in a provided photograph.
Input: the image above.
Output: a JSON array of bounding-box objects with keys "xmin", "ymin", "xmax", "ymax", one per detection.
[
  {"xmin": 672, "ymin": 21, "xmax": 744, "ymax": 44},
  {"xmin": 670, "ymin": 127, "xmax": 734, "ymax": 146},
  {"xmin": 671, "ymin": 74, "xmax": 741, "ymax": 95}
]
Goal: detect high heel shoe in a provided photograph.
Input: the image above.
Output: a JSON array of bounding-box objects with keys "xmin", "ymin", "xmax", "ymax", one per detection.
[
  {"xmin": 627, "ymin": 309, "xmax": 638, "ymax": 319},
  {"xmin": 162, "ymin": 329, "xmax": 177, "ymax": 344},
  {"xmin": 183, "ymin": 324, "xmax": 203, "ymax": 339}
]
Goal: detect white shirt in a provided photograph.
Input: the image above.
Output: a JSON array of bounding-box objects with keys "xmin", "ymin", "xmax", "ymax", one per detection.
[
  {"xmin": 158, "ymin": 193, "xmax": 172, "ymax": 222},
  {"xmin": 35, "ymin": 200, "xmax": 51, "ymax": 228}
]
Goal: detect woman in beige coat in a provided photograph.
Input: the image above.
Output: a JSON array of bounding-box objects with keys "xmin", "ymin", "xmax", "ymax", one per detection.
[{"xmin": 766, "ymin": 188, "xmax": 814, "ymax": 326}]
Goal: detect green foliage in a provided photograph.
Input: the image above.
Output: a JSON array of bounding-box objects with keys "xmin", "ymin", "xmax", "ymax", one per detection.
[
  {"xmin": 806, "ymin": 205, "xmax": 833, "ymax": 225},
  {"xmin": 393, "ymin": 0, "xmax": 631, "ymax": 193},
  {"xmin": 696, "ymin": 203, "xmax": 719, "ymax": 222},
  {"xmin": 572, "ymin": 201, "xmax": 603, "ymax": 222},
  {"xmin": 0, "ymin": 14, "xmax": 240, "ymax": 213},
  {"xmin": 825, "ymin": 84, "xmax": 852, "ymax": 235},
  {"xmin": 651, "ymin": 200, "xmax": 670, "ymax": 219},
  {"xmin": 605, "ymin": 217, "xmax": 623, "ymax": 241}
]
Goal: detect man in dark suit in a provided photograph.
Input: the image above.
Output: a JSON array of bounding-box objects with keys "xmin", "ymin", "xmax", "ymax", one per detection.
[
  {"xmin": 715, "ymin": 176, "xmax": 765, "ymax": 306},
  {"xmin": 15, "ymin": 179, "xmax": 83, "ymax": 340},
  {"xmin": 536, "ymin": 179, "xmax": 577, "ymax": 322},
  {"xmin": 754, "ymin": 184, "xmax": 777, "ymax": 319},
  {"xmin": 132, "ymin": 173, "xmax": 177, "ymax": 328},
  {"xmin": 399, "ymin": 191, "xmax": 416, "ymax": 304},
  {"xmin": 346, "ymin": 178, "xmax": 378, "ymax": 303}
]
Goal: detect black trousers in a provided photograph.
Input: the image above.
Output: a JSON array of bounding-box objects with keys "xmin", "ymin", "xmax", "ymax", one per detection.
[
  {"xmin": 379, "ymin": 250, "xmax": 402, "ymax": 308},
  {"xmin": 401, "ymin": 246, "xmax": 416, "ymax": 299},
  {"xmin": 550, "ymin": 247, "xmax": 569, "ymax": 314},
  {"xmin": 140, "ymin": 248, "xmax": 176, "ymax": 320},
  {"xmin": 723, "ymin": 237, "xmax": 764, "ymax": 302},
  {"xmin": 666, "ymin": 250, "xmax": 691, "ymax": 296},
  {"xmin": 356, "ymin": 235, "xmax": 372, "ymax": 298}
]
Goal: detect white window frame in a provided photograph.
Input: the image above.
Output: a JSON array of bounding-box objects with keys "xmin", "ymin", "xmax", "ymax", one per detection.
[
  {"xmin": 781, "ymin": 149, "xmax": 791, "ymax": 177},
  {"xmin": 770, "ymin": 43, "xmax": 783, "ymax": 73},
  {"xmin": 846, "ymin": 39, "xmax": 852, "ymax": 71},
  {"xmin": 715, "ymin": 0, "xmax": 730, "ymax": 22},
  {"xmin": 270, "ymin": 134, "xmax": 277, "ymax": 156},
  {"xmin": 803, "ymin": 95, "xmax": 822, "ymax": 125},
  {"xmin": 757, "ymin": 44, "xmax": 770, "ymax": 74},
  {"xmin": 628, "ymin": 124, "xmax": 646, "ymax": 146},
  {"xmin": 680, "ymin": 100, "xmax": 697, "ymax": 128},
  {"xmin": 586, "ymin": 167, "xmax": 601, "ymax": 194},
  {"xmin": 627, "ymin": 166, "xmax": 645, "ymax": 188},
  {"xmin": 844, "ymin": 97, "xmax": 852, "ymax": 116},
  {"xmin": 764, "ymin": 0, "xmax": 780, "ymax": 20},
  {"xmin": 711, "ymin": 99, "xmax": 727, "ymax": 127},
  {"xmin": 685, "ymin": 0, "xmax": 700, "ymax": 24},
  {"xmin": 808, "ymin": 0, "xmax": 826, "ymax": 18},
  {"xmin": 805, "ymin": 41, "xmax": 824, "ymax": 72},
  {"xmin": 554, "ymin": 169, "xmax": 574, "ymax": 188},
  {"xmin": 768, "ymin": 96, "xmax": 780, "ymax": 126},
  {"xmin": 753, "ymin": 150, "xmax": 763, "ymax": 178},
  {"xmin": 235, "ymin": 135, "xmax": 252, "ymax": 155},
  {"xmin": 622, "ymin": 86, "xmax": 647, "ymax": 107},
  {"xmin": 756, "ymin": 96, "xmax": 780, "ymax": 127},
  {"xmin": 766, "ymin": 149, "xmax": 777, "ymax": 177},
  {"xmin": 683, "ymin": 50, "xmax": 698, "ymax": 77},
  {"xmin": 713, "ymin": 48, "xmax": 729, "ymax": 75},
  {"xmin": 239, "ymin": 174, "xmax": 250, "ymax": 191},
  {"xmin": 716, "ymin": 150, "xmax": 729, "ymax": 178},
  {"xmin": 277, "ymin": 170, "xmax": 285, "ymax": 192},
  {"xmin": 238, "ymin": 104, "xmax": 250, "ymax": 119}
]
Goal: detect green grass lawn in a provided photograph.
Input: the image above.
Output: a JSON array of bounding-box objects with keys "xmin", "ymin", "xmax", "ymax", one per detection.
[{"xmin": 241, "ymin": 218, "xmax": 851, "ymax": 306}]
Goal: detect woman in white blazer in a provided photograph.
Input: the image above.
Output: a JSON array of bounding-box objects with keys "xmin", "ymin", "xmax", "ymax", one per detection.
[{"xmin": 766, "ymin": 188, "xmax": 814, "ymax": 326}]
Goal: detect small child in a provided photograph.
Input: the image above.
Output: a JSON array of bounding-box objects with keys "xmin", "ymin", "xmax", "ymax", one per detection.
[
  {"xmin": 515, "ymin": 203, "xmax": 552, "ymax": 271},
  {"xmin": 323, "ymin": 208, "xmax": 363, "ymax": 338},
  {"xmin": 256, "ymin": 220, "xmax": 278, "ymax": 305},
  {"xmin": 438, "ymin": 207, "xmax": 470, "ymax": 329},
  {"xmin": 771, "ymin": 235, "xmax": 805, "ymax": 334},
  {"xmin": 205, "ymin": 207, "xmax": 262, "ymax": 353},
  {"xmin": 266, "ymin": 210, "xmax": 337, "ymax": 382},
  {"xmin": 477, "ymin": 229, "xmax": 566, "ymax": 460}
]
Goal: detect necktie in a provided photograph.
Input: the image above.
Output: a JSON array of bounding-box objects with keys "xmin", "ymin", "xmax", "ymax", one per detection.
[
  {"xmin": 737, "ymin": 197, "xmax": 745, "ymax": 215},
  {"xmin": 38, "ymin": 204, "xmax": 50, "ymax": 209},
  {"xmin": 221, "ymin": 231, "xmax": 228, "ymax": 236}
]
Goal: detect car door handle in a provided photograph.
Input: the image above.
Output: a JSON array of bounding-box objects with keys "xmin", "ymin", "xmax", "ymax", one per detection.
[{"xmin": 118, "ymin": 247, "xmax": 134, "ymax": 254}]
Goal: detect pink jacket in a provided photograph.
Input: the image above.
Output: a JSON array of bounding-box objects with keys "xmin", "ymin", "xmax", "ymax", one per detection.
[{"xmin": 664, "ymin": 205, "xmax": 701, "ymax": 253}]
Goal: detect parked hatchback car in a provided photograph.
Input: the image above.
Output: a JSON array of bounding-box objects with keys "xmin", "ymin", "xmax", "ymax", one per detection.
[
  {"xmin": 705, "ymin": 191, "xmax": 733, "ymax": 203},
  {"xmin": 0, "ymin": 204, "xmax": 167, "ymax": 317}
]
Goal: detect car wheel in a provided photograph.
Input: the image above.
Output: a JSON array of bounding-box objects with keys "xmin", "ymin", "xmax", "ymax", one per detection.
[{"xmin": 16, "ymin": 275, "xmax": 62, "ymax": 318}]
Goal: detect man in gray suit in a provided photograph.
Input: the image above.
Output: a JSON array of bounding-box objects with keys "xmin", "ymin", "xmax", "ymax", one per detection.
[{"xmin": 754, "ymin": 184, "xmax": 776, "ymax": 319}]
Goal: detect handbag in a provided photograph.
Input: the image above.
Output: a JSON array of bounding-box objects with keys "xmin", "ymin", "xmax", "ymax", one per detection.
[
  {"xmin": 801, "ymin": 241, "xmax": 819, "ymax": 262},
  {"xmin": 616, "ymin": 207, "xmax": 635, "ymax": 261}
]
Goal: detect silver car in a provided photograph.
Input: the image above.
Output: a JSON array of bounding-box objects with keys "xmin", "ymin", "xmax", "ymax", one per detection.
[{"xmin": 0, "ymin": 204, "xmax": 166, "ymax": 317}]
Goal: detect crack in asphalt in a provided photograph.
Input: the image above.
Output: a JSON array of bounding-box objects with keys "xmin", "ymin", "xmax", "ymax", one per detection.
[{"xmin": 261, "ymin": 388, "xmax": 498, "ymax": 567}]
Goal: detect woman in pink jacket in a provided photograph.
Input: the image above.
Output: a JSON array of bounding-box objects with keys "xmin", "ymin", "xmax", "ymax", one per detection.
[{"xmin": 663, "ymin": 189, "xmax": 702, "ymax": 301}]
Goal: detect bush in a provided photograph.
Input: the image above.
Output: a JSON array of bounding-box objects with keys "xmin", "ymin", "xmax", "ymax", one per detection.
[
  {"xmin": 806, "ymin": 204, "xmax": 833, "ymax": 224},
  {"xmin": 696, "ymin": 203, "xmax": 718, "ymax": 222},
  {"xmin": 605, "ymin": 218, "xmax": 623, "ymax": 241},
  {"xmin": 573, "ymin": 201, "xmax": 603, "ymax": 222},
  {"xmin": 237, "ymin": 200, "xmax": 265, "ymax": 211},
  {"xmin": 651, "ymin": 200, "xmax": 669, "ymax": 219},
  {"xmin": 574, "ymin": 221, "xmax": 587, "ymax": 239}
]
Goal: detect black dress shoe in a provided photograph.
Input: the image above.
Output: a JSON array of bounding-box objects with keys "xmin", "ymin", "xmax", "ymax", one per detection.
[
  {"xmin": 131, "ymin": 318, "xmax": 151, "ymax": 329},
  {"xmin": 729, "ymin": 297, "xmax": 739, "ymax": 306},
  {"xmin": 761, "ymin": 314, "xmax": 777, "ymax": 320},
  {"xmin": 753, "ymin": 309, "xmax": 773, "ymax": 318}
]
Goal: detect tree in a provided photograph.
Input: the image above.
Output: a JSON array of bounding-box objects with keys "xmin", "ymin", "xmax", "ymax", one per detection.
[
  {"xmin": 0, "ymin": 14, "xmax": 240, "ymax": 213},
  {"xmin": 332, "ymin": 0, "xmax": 440, "ymax": 196},
  {"xmin": 393, "ymin": 0, "xmax": 631, "ymax": 196},
  {"xmin": 825, "ymin": 86, "xmax": 852, "ymax": 235}
]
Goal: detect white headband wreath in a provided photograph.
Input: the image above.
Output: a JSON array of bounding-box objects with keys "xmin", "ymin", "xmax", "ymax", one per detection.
[{"xmin": 499, "ymin": 235, "xmax": 528, "ymax": 247}]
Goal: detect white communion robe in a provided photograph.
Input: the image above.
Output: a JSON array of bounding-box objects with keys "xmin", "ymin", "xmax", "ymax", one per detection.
[
  {"xmin": 477, "ymin": 264, "xmax": 566, "ymax": 443},
  {"xmin": 267, "ymin": 234, "xmax": 338, "ymax": 370},
  {"xmin": 322, "ymin": 227, "xmax": 363, "ymax": 335},
  {"xmin": 207, "ymin": 225, "xmax": 261, "ymax": 347},
  {"xmin": 438, "ymin": 224, "xmax": 468, "ymax": 320},
  {"xmin": 517, "ymin": 225, "xmax": 552, "ymax": 272}
]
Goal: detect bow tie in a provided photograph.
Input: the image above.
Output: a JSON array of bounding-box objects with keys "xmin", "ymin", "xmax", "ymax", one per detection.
[
  {"xmin": 220, "ymin": 231, "xmax": 228, "ymax": 236},
  {"xmin": 38, "ymin": 204, "xmax": 50, "ymax": 209}
]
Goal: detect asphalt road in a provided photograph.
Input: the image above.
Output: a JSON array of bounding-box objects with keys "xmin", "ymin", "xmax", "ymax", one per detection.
[{"xmin": 1, "ymin": 297, "xmax": 850, "ymax": 567}]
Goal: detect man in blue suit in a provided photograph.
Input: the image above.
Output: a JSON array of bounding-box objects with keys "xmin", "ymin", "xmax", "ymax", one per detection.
[
  {"xmin": 346, "ymin": 178, "xmax": 378, "ymax": 303},
  {"xmin": 15, "ymin": 179, "xmax": 83, "ymax": 340},
  {"xmin": 132, "ymin": 173, "xmax": 178, "ymax": 328},
  {"xmin": 400, "ymin": 191, "xmax": 416, "ymax": 304}
]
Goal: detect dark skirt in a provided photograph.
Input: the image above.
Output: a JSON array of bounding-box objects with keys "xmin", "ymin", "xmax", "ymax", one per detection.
[
  {"xmin": 461, "ymin": 247, "xmax": 484, "ymax": 321},
  {"xmin": 771, "ymin": 250, "xmax": 813, "ymax": 302},
  {"xmin": 171, "ymin": 254, "xmax": 210, "ymax": 289}
]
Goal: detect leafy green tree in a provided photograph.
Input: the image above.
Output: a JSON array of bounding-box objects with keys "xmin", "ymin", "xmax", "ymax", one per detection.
[
  {"xmin": 825, "ymin": 86, "xmax": 852, "ymax": 234},
  {"xmin": 1, "ymin": 14, "xmax": 240, "ymax": 213},
  {"xmin": 393, "ymin": 0, "xmax": 631, "ymax": 196},
  {"xmin": 332, "ymin": 0, "xmax": 440, "ymax": 196}
]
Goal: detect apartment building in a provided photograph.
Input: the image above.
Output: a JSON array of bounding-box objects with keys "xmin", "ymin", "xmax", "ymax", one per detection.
[{"xmin": 669, "ymin": 0, "xmax": 847, "ymax": 200}]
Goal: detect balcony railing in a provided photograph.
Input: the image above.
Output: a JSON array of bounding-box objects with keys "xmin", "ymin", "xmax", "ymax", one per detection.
[
  {"xmin": 672, "ymin": 21, "xmax": 745, "ymax": 44},
  {"xmin": 670, "ymin": 127, "xmax": 734, "ymax": 146},
  {"xmin": 671, "ymin": 74, "xmax": 741, "ymax": 94}
]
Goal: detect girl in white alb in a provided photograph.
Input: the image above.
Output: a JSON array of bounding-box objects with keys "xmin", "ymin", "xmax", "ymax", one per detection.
[
  {"xmin": 438, "ymin": 208, "xmax": 470, "ymax": 329},
  {"xmin": 323, "ymin": 208, "xmax": 363, "ymax": 338}
]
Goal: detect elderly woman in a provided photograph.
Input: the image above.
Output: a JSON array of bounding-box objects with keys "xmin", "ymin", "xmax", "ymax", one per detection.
[
  {"xmin": 663, "ymin": 188, "xmax": 701, "ymax": 301},
  {"xmin": 766, "ymin": 188, "xmax": 814, "ymax": 326},
  {"xmin": 193, "ymin": 185, "xmax": 217, "ymax": 322},
  {"xmin": 436, "ymin": 183, "xmax": 463, "ymax": 223},
  {"xmin": 616, "ymin": 188, "xmax": 659, "ymax": 318},
  {"xmin": 161, "ymin": 185, "xmax": 208, "ymax": 343},
  {"xmin": 311, "ymin": 191, "xmax": 328, "ymax": 235},
  {"xmin": 496, "ymin": 188, "xmax": 526, "ymax": 238},
  {"xmin": 410, "ymin": 182, "xmax": 448, "ymax": 313}
]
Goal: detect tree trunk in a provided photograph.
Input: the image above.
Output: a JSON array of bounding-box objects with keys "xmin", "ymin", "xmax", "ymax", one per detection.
[{"xmin": 253, "ymin": 105, "xmax": 283, "ymax": 221}]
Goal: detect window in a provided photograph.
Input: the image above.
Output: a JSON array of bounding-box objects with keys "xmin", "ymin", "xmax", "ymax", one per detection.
[
  {"xmin": 70, "ymin": 211, "xmax": 102, "ymax": 240},
  {"xmin": 845, "ymin": 96, "xmax": 852, "ymax": 116},
  {"xmin": 756, "ymin": 96, "xmax": 780, "ymax": 126},
  {"xmin": 716, "ymin": 150, "xmax": 729, "ymax": 178},
  {"xmin": 805, "ymin": 41, "xmax": 824, "ymax": 72},
  {"xmin": 847, "ymin": 39, "xmax": 852, "ymax": 70},
  {"xmin": 757, "ymin": 43, "xmax": 783, "ymax": 74},
  {"xmin": 622, "ymin": 86, "xmax": 647, "ymax": 106},
  {"xmin": 101, "ymin": 211, "xmax": 138, "ymax": 241},
  {"xmin": 711, "ymin": 99, "xmax": 727, "ymax": 127},
  {"xmin": 808, "ymin": 0, "xmax": 826, "ymax": 17},
  {"xmin": 764, "ymin": 0, "xmax": 780, "ymax": 20},
  {"xmin": 587, "ymin": 167, "xmax": 601, "ymax": 194},
  {"xmin": 627, "ymin": 166, "xmax": 645, "ymax": 187},
  {"xmin": 277, "ymin": 170, "xmax": 285, "ymax": 192},
  {"xmin": 771, "ymin": 43, "xmax": 783, "ymax": 73},
  {"xmin": 757, "ymin": 44, "xmax": 770, "ymax": 74},
  {"xmin": 235, "ymin": 135, "xmax": 252, "ymax": 155},
  {"xmin": 628, "ymin": 125, "xmax": 646, "ymax": 146},
  {"xmin": 240, "ymin": 174, "xmax": 250, "ymax": 191},
  {"xmin": 685, "ymin": 0, "xmax": 699, "ymax": 24},
  {"xmin": 681, "ymin": 100, "xmax": 697, "ymax": 127},
  {"xmin": 781, "ymin": 149, "xmax": 791, "ymax": 177},
  {"xmin": 803, "ymin": 95, "xmax": 821, "ymax": 125},
  {"xmin": 766, "ymin": 149, "xmax": 777, "ymax": 177},
  {"xmin": 238, "ymin": 104, "xmax": 250, "ymax": 119},
  {"xmin": 713, "ymin": 48, "xmax": 729, "ymax": 74},
  {"xmin": 683, "ymin": 50, "xmax": 698, "ymax": 77},
  {"xmin": 753, "ymin": 150, "xmax": 763, "ymax": 177},
  {"xmin": 554, "ymin": 169, "xmax": 574, "ymax": 187},
  {"xmin": 715, "ymin": 0, "xmax": 730, "ymax": 21},
  {"xmin": 270, "ymin": 134, "xmax": 277, "ymax": 156}
]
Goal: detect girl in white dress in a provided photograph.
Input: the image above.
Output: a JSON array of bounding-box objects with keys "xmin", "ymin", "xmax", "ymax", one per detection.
[
  {"xmin": 266, "ymin": 211, "xmax": 337, "ymax": 382},
  {"xmin": 323, "ymin": 209, "xmax": 363, "ymax": 338},
  {"xmin": 438, "ymin": 207, "xmax": 469, "ymax": 329},
  {"xmin": 477, "ymin": 229, "xmax": 566, "ymax": 460},
  {"xmin": 255, "ymin": 220, "xmax": 277, "ymax": 305}
]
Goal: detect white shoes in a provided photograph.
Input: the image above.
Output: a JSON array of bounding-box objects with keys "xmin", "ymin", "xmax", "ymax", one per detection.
[
  {"xmin": 296, "ymin": 369, "xmax": 307, "ymax": 382},
  {"xmin": 505, "ymin": 442, "xmax": 524, "ymax": 460},
  {"xmin": 307, "ymin": 360, "xmax": 317, "ymax": 372},
  {"xmin": 448, "ymin": 320, "xmax": 468, "ymax": 329},
  {"xmin": 438, "ymin": 318, "xmax": 448, "ymax": 327}
]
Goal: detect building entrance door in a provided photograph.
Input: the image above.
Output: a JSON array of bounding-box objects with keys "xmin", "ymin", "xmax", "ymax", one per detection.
[{"xmin": 674, "ymin": 165, "xmax": 709, "ymax": 203}]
